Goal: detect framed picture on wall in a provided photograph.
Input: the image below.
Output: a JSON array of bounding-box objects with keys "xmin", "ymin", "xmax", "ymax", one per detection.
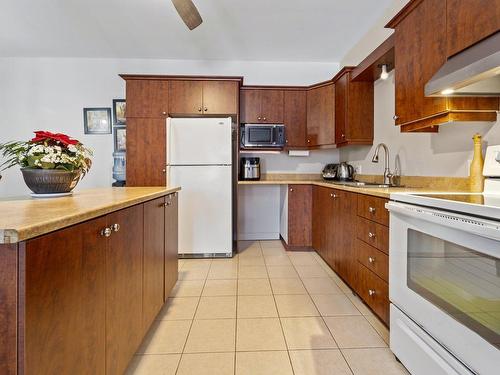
[
  {"xmin": 113, "ymin": 99, "xmax": 126, "ymax": 125},
  {"xmin": 114, "ymin": 126, "xmax": 126, "ymax": 152},
  {"xmin": 83, "ymin": 107, "xmax": 112, "ymax": 134}
]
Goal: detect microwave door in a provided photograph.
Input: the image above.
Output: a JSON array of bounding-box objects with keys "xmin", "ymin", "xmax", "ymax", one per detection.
[{"xmin": 247, "ymin": 126, "xmax": 272, "ymax": 147}]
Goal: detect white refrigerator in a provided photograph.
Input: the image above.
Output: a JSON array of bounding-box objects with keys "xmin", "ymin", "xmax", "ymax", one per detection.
[{"xmin": 166, "ymin": 117, "xmax": 234, "ymax": 257}]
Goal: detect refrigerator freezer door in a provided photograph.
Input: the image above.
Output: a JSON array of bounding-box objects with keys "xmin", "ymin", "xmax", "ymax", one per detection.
[
  {"xmin": 167, "ymin": 117, "xmax": 233, "ymax": 165},
  {"xmin": 168, "ymin": 165, "xmax": 232, "ymax": 256}
]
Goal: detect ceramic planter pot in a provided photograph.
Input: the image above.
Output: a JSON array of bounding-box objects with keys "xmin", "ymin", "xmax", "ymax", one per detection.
[{"xmin": 21, "ymin": 168, "xmax": 81, "ymax": 194}]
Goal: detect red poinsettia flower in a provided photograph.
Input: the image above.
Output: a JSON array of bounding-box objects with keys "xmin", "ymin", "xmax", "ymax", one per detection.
[{"xmin": 31, "ymin": 131, "xmax": 80, "ymax": 146}]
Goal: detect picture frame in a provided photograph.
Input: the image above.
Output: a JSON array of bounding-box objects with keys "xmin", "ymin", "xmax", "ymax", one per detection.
[
  {"xmin": 114, "ymin": 126, "xmax": 127, "ymax": 152},
  {"xmin": 113, "ymin": 99, "xmax": 126, "ymax": 125},
  {"xmin": 83, "ymin": 107, "xmax": 112, "ymax": 134}
]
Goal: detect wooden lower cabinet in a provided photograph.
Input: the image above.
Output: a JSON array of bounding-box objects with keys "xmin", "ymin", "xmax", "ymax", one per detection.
[
  {"xmin": 164, "ymin": 192, "xmax": 179, "ymax": 300},
  {"xmin": 312, "ymin": 188, "xmax": 390, "ymax": 325},
  {"xmin": 22, "ymin": 217, "xmax": 107, "ymax": 375},
  {"xmin": 287, "ymin": 185, "xmax": 312, "ymax": 249},
  {"xmin": 4, "ymin": 196, "xmax": 179, "ymax": 375}
]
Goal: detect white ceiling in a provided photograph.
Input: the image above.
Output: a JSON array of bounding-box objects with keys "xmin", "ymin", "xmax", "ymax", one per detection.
[{"xmin": 0, "ymin": 0, "xmax": 393, "ymax": 61}]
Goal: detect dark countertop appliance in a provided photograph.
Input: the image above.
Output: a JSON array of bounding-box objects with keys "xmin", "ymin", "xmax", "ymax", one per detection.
[
  {"xmin": 240, "ymin": 124, "xmax": 285, "ymax": 149},
  {"xmin": 322, "ymin": 162, "xmax": 355, "ymax": 181},
  {"xmin": 240, "ymin": 157, "xmax": 261, "ymax": 180}
]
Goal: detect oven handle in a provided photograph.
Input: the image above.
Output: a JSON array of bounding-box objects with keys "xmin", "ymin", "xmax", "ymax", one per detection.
[{"xmin": 386, "ymin": 201, "xmax": 500, "ymax": 242}]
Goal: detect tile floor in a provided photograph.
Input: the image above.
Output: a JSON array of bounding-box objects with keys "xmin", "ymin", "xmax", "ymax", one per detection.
[{"xmin": 126, "ymin": 240, "xmax": 409, "ymax": 375}]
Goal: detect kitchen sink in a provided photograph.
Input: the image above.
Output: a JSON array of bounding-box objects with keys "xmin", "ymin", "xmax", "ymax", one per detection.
[{"xmin": 328, "ymin": 180, "xmax": 394, "ymax": 188}]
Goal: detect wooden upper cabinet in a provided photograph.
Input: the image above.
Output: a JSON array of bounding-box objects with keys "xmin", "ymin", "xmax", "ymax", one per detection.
[
  {"xmin": 334, "ymin": 68, "xmax": 374, "ymax": 147},
  {"xmin": 126, "ymin": 80, "xmax": 169, "ymax": 118},
  {"xmin": 446, "ymin": 0, "xmax": 500, "ymax": 57},
  {"xmin": 287, "ymin": 184, "xmax": 312, "ymax": 248},
  {"xmin": 387, "ymin": 0, "xmax": 499, "ymax": 132},
  {"xmin": 105, "ymin": 204, "xmax": 144, "ymax": 375},
  {"xmin": 127, "ymin": 118, "xmax": 166, "ymax": 187},
  {"xmin": 169, "ymin": 80, "xmax": 203, "ymax": 114},
  {"xmin": 202, "ymin": 81, "xmax": 239, "ymax": 115},
  {"xmin": 307, "ymin": 83, "xmax": 335, "ymax": 147},
  {"xmin": 240, "ymin": 89, "xmax": 284, "ymax": 123},
  {"xmin": 284, "ymin": 90, "xmax": 307, "ymax": 148},
  {"xmin": 22, "ymin": 217, "xmax": 107, "ymax": 375}
]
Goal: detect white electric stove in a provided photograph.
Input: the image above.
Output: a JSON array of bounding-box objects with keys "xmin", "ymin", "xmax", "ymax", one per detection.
[{"xmin": 386, "ymin": 145, "xmax": 500, "ymax": 375}]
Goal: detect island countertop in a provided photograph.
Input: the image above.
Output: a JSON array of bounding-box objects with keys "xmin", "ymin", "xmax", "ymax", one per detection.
[{"xmin": 0, "ymin": 187, "xmax": 181, "ymax": 244}]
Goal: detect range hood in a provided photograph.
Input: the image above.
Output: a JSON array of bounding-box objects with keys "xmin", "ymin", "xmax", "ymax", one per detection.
[{"xmin": 425, "ymin": 32, "xmax": 500, "ymax": 97}]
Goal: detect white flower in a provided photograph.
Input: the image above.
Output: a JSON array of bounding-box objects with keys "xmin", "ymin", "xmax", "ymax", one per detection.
[{"xmin": 68, "ymin": 145, "xmax": 77, "ymax": 153}]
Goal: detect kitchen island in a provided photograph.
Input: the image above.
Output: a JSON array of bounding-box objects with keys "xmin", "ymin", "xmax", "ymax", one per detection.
[{"xmin": 0, "ymin": 187, "xmax": 180, "ymax": 375}]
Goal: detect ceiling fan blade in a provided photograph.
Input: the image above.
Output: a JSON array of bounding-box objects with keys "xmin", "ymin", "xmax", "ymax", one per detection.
[{"xmin": 171, "ymin": 0, "xmax": 203, "ymax": 30}]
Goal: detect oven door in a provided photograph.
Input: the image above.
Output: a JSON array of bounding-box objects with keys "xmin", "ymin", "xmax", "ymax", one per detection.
[{"xmin": 388, "ymin": 201, "xmax": 500, "ymax": 375}]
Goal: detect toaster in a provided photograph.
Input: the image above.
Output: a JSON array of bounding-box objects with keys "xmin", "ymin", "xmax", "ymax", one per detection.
[{"xmin": 322, "ymin": 164, "xmax": 339, "ymax": 180}]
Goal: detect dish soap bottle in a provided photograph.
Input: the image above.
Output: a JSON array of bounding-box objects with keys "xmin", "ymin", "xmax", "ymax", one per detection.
[{"xmin": 469, "ymin": 133, "xmax": 485, "ymax": 193}]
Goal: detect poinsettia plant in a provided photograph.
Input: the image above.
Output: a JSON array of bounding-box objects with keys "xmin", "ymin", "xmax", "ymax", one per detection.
[{"xmin": 0, "ymin": 131, "xmax": 93, "ymax": 176}]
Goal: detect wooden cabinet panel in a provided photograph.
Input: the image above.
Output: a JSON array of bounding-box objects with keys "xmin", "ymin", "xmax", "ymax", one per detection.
[
  {"xmin": 169, "ymin": 80, "xmax": 203, "ymax": 115},
  {"xmin": 127, "ymin": 118, "xmax": 166, "ymax": 186},
  {"xmin": 312, "ymin": 186, "xmax": 329, "ymax": 260},
  {"xmin": 202, "ymin": 81, "xmax": 238, "ymax": 115},
  {"xmin": 357, "ymin": 217, "xmax": 389, "ymax": 255},
  {"xmin": 393, "ymin": 0, "xmax": 448, "ymax": 125},
  {"xmin": 143, "ymin": 198, "xmax": 166, "ymax": 330},
  {"xmin": 288, "ymin": 185, "xmax": 312, "ymax": 248},
  {"xmin": 356, "ymin": 239, "xmax": 389, "ymax": 282},
  {"xmin": 284, "ymin": 90, "xmax": 307, "ymax": 148},
  {"xmin": 307, "ymin": 83, "xmax": 335, "ymax": 146},
  {"xmin": 335, "ymin": 69, "xmax": 374, "ymax": 146},
  {"xmin": 106, "ymin": 205, "xmax": 144, "ymax": 375},
  {"xmin": 126, "ymin": 80, "xmax": 169, "ymax": 118},
  {"xmin": 261, "ymin": 90, "xmax": 284, "ymax": 123},
  {"xmin": 447, "ymin": 0, "xmax": 500, "ymax": 57},
  {"xmin": 165, "ymin": 193, "xmax": 179, "ymax": 299},
  {"xmin": 240, "ymin": 89, "xmax": 261, "ymax": 123},
  {"xmin": 23, "ymin": 217, "xmax": 107, "ymax": 375},
  {"xmin": 357, "ymin": 195, "xmax": 389, "ymax": 226},
  {"xmin": 0, "ymin": 244, "xmax": 17, "ymax": 375},
  {"xmin": 357, "ymin": 263, "xmax": 389, "ymax": 325}
]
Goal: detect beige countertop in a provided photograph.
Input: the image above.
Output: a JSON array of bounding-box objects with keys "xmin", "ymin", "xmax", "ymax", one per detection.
[
  {"xmin": 0, "ymin": 187, "xmax": 181, "ymax": 244},
  {"xmin": 238, "ymin": 174, "xmax": 469, "ymax": 199}
]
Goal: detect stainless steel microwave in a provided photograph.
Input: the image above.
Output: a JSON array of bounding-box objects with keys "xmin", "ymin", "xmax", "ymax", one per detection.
[{"xmin": 240, "ymin": 124, "xmax": 285, "ymax": 148}]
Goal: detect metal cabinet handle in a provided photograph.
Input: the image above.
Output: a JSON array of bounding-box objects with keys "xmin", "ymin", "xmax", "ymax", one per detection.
[
  {"xmin": 257, "ymin": 117, "xmax": 262, "ymax": 121},
  {"xmin": 162, "ymin": 111, "xmax": 167, "ymax": 115},
  {"xmin": 368, "ymin": 232, "xmax": 376, "ymax": 239},
  {"xmin": 162, "ymin": 169, "xmax": 166, "ymax": 173},
  {"xmin": 393, "ymin": 115, "xmax": 399, "ymax": 120},
  {"xmin": 368, "ymin": 289, "xmax": 376, "ymax": 296},
  {"xmin": 204, "ymin": 107, "xmax": 208, "ymax": 112},
  {"xmin": 368, "ymin": 207, "xmax": 376, "ymax": 213},
  {"xmin": 111, "ymin": 223, "xmax": 120, "ymax": 232},
  {"xmin": 164, "ymin": 201, "xmax": 172, "ymax": 207},
  {"xmin": 263, "ymin": 117, "xmax": 267, "ymax": 121},
  {"xmin": 198, "ymin": 107, "xmax": 202, "ymax": 112},
  {"xmin": 101, "ymin": 227, "xmax": 112, "ymax": 237},
  {"xmin": 286, "ymin": 139, "xmax": 289, "ymax": 143},
  {"xmin": 368, "ymin": 257, "xmax": 375, "ymax": 263},
  {"xmin": 289, "ymin": 188, "xmax": 293, "ymax": 192},
  {"xmin": 341, "ymin": 133, "xmax": 345, "ymax": 138},
  {"xmin": 330, "ymin": 193, "xmax": 337, "ymax": 198},
  {"xmin": 307, "ymin": 140, "xmax": 311, "ymax": 143}
]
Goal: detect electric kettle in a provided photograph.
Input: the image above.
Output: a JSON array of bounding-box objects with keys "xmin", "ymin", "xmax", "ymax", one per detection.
[{"xmin": 337, "ymin": 162, "xmax": 355, "ymax": 181}]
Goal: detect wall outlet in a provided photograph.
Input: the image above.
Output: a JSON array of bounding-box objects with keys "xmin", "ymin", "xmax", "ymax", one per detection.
[{"xmin": 354, "ymin": 165, "xmax": 362, "ymax": 174}]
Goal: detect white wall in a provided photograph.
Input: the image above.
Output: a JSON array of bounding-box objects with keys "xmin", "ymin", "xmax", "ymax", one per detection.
[
  {"xmin": 339, "ymin": 72, "xmax": 500, "ymax": 177},
  {"xmin": 0, "ymin": 57, "xmax": 339, "ymax": 197}
]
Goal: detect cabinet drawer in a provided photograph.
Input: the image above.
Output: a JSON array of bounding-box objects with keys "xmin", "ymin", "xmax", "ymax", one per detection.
[
  {"xmin": 357, "ymin": 263, "xmax": 389, "ymax": 325},
  {"xmin": 356, "ymin": 239, "xmax": 388, "ymax": 282},
  {"xmin": 357, "ymin": 195, "xmax": 389, "ymax": 226},
  {"xmin": 356, "ymin": 217, "xmax": 389, "ymax": 254}
]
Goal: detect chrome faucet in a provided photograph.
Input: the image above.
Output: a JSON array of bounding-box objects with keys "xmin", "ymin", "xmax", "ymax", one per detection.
[{"xmin": 371, "ymin": 143, "xmax": 393, "ymax": 185}]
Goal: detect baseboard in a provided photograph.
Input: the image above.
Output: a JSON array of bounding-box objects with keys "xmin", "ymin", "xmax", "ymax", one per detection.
[
  {"xmin": 280, "ymin": 236, "xmax": 314, "ymax": 252},
  {"xmin": 237, "ymin": 232, "xmax": 280, "ymax": 241}
]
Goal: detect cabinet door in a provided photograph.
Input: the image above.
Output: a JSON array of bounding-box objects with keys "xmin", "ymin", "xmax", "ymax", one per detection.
[
  {"xmin": 240, "ymin": 89, "xmax": 262, "ymax": 123},
  {"xmin": 260, "ymin": 90, "xmax": 284, "ymax": 123},
  {"xmin": 165, "ymin": 192, "xmax": 179, "ymax": 300},
  {"xmin": 394, "ymin": 0, "xmax": 447, "ymax": 125},
  {"xmin": 334, "ymin": 75, "xmax": 348, "ymax": 144},
  {"xmin": 169, "ymin": 80, "xmax": 203, "ymax": 115},
  {"xmin": 287, "ymin": 185, "xmax": 312, "ymax": 248},
  {"xmin": 312, "ymin": 186, "xmax": 334, "ymax": 265},
  {"xmin": 335, "ymin": 190, "xmax": 358, "ymax": 288},
  {"xmin": 126, "ymin": 80, "xmax": 169, "ymax": 118},
  {"xmin": 127, "ymin": 118, "xmax": 166, "ymax": 186},
  {"xmin": 307, "ymin": 84, "xmax": 335, "ymax": 146},
  {"xmin": 143, "ymin": 197, "xmax": 166, "ymax": 330},
  {"xmin": 284, "ymin": 90, "xmax": 307, "ymax": 148},
  {"xmin": 106, "ymin": 205, "xmax": 144, "ymax": 375},
  {"xmin": 23, "ymin": 217, "xmax": 107, "ymax": 375},
  {"xmin": 447, "ymin": 0, "xmax": 500, "ymax": 57},
  {"xmin": 202, "ymin": 81, "xmax": 239, "ymax": 115}
]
